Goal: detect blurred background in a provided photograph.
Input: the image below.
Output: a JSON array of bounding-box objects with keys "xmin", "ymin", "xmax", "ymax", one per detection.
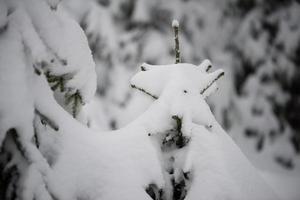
[{"xmin": 61, "ymin": 0, "xmax": 300, "ymax": 198}]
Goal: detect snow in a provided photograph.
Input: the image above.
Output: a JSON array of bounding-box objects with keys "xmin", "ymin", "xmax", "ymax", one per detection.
[
  {"xmin": 261, "ymin": 170, "xmax": 300, "ymax": 200},
  {"xmin": 0, "ymin": 17, "xmax": 34, "ymax": 145},
  {"xmin": 30, "ymin": 71, "xmax": 166, "ymax": 200},
  {"xmin": 35, "ymin": 61, "xmax": 276, "ymax": 200},
  {"xmin": 172, "ymin": 20, "xmax": 179, "ymax": 28},
  {"xmin": 1, "ymin": 0, "xmax": 298, "ymax": 199},
  {"xmin": 0, "ymin": 0, "xmax": 97, "ymax": 198},
  {"xmin": 185, "ymin": 123, "xmax": 278, "ymax": 200},
  {"xmin": 24, "ymin": 0, "xmax": 96, "ymax": 103}
]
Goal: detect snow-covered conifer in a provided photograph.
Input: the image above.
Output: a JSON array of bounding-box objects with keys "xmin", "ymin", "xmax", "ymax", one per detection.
[{"xmin": 0, "ymin": 0, "xmax": 96, "ymax": 198}]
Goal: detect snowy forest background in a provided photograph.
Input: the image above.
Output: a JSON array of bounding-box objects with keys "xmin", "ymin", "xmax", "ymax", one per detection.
[{"xmin": 1, "ymin": 0, "xmax": 300, "ymax": 199}]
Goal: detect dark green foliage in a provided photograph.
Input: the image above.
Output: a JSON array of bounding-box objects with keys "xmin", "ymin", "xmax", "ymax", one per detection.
[
  {"xmin": 0, "ymin": 143, "xmax": 19, "ymax": 200},
  {"xmin": 171, "ymin": 175, "xmax": 188, "ymax": 200},
  {"xmin": 46, "ymin": 71, "xmax": 72, "ymax": 93},
  {"xmin": 65, "ymin": 90, "xmax": 84, "ymax": 118},
  {"xmin": 45, "ymin": 70, "xmax": 84, "ymax": 118},
  {"xmin": 145, "ymin": 183, "xmax": 164, "ymax": 200}
]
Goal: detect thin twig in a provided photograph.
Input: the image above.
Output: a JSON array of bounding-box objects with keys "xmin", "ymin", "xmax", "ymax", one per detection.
[
  {"xmin": 200, "ymin": 71, "xmax": 224, "ymax": 94},
  {"xmin": 172, "ymin": 20, "xmax": 180, "ymax": 64}
]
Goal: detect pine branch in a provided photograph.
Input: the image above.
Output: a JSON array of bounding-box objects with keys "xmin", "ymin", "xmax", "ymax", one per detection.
[
  {"xmin": 65, "ymin": 90, "xmax": 83, "ymax": 118},
  {"xmin": 44, "ymin": 70, "xmax": 84, "ymax": 118},
  {"xmin": 45, "ymin": 72, "xmax": 72, "ymax": 93}
]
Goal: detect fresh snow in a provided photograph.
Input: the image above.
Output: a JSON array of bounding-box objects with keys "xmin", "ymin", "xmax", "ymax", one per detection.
[{"xmin": 0, "ymin": 0, "xmax": 290, "ymax": 199}]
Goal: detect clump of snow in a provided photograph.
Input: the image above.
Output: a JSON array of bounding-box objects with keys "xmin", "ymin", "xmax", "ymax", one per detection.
[{"xmin": 172, "ymin": 19, "xmax": 179, "ymax": 28}]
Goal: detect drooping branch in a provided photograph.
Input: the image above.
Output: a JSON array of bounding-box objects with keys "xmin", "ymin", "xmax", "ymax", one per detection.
[
  {"xmin": 65, "ymin": 90, "xmax": 83, "ymax": 118},
  {"xmin": 172, "ymin": 20, "xmax": 180, "ymax": 64},
  {"xmin": 8, "ymin": 128, "xmax": 29, "ymax": 161},
  {"xmin": 5, "ymin": 128, "xmax": 60, "ymax": 200},
  {"xmin": 35, "ymin": 109, "xmax": 59, "ymax": 131}
]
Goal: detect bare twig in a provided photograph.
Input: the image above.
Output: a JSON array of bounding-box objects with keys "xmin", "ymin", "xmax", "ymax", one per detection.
[
  {"xmin": 172, "ymin": 20, "xmax": 180, "ymax": 64},
  {"xmin": 200, "ymin": 71, "xmax": 224, "ymax": 94}
]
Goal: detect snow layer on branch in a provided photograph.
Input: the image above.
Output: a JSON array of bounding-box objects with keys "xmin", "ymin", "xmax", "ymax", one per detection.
[
  {"xmin": 0, "ymin": 20, "xmax": 34, "ymax": 145},
  {"xmin": 0, "ymin": 0, "xmax": 98, "ymax": 198},
  {"xmin": 184, "ymin": 123, "xmax": 279, "ymax": 200},
  {"xmin": 0, "ymin": 0, "xmax": 96, "ymax": 134},
  {"xmin": 12, "ymin": 0, "xmax": 97, "ymax": 104},
  {"xmin": 131, "ymin": 61, "xmax": 223, "ymax": 134},
  {"xmin": 0, "ymin": 16, "xmax": 56, "ymax": 200}
]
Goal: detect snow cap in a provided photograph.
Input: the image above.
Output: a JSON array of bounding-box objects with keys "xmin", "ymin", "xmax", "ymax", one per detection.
[
  {"xmin": 172, "ymin": 19, "xmax": 179, "ymax": 28},
  {"xmin": 199, "ymin": 59, "xmax": 212, "ymax": 72},
  {"xmin": 131, "ymin": 61, "xmax": 224, "ymax": 100}
]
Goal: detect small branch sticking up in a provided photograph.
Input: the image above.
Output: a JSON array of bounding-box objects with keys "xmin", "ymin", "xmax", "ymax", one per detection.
[
  {"xmin": 200, "ymin": 70, "xmax": 225, "ymax": 95},
  {"xmin": 172, "ymin": 20, "xmax": 180, "ymax": 64}
]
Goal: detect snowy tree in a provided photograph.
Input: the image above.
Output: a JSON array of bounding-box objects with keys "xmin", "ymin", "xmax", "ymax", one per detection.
[{"xmin": 0, "ymin": 0, "xmax": 96, "ymax": 198}]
